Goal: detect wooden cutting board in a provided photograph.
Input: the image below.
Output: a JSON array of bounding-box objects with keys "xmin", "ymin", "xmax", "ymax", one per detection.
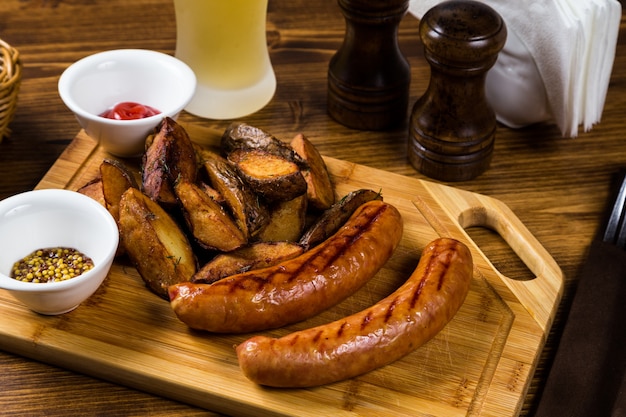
[{"xmin": 1, "ymin": 130, "xmax": 562, "ymax": 417}]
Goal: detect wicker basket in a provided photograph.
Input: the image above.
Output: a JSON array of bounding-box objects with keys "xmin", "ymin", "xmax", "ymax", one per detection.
[{"xmin": 0, "ymin": 39, "xmax": 21, "ymax": 142}]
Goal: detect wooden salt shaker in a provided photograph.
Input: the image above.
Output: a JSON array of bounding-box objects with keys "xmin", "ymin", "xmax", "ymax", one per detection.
[
  {"xmin": 408, "ymin": 0, "xmax": 506, "ymax": 181},
  {"xmin": 327, "ymin": 0, "xmax": 411, "ymax": 130}
]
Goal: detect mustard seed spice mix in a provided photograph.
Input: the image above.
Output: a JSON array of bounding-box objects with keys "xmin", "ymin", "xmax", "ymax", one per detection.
[{"xmin": 11, "ymin": 247, "xmax": 95, "ymax": 283}]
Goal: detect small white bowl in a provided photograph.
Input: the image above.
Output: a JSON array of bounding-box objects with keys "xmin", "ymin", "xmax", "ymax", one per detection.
[
  {"xmin": 58, "ymin": 49, "xmax": 196, "ymax": 157},
  {"xmin": 0, "ymin": 189, "xmax": 119, "ymax": 315}
]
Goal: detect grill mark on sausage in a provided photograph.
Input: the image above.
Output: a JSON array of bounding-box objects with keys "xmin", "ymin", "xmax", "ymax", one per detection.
[
  {"xmin": 235, "ymin": 238, "xmax": 473, "ymax": 387},
  {"xmin": 337, "ymin": 321, "xmax": 348, "ymax": 338},
  {"xmin": 384, "ymin": 297, "xmax": 399, "ymax": 324},
  {"xmin": 223, "ymin": 203, "xmax": 389, "ymax": 293},
  {"xmin": 407, "ymin": 246, "xmax": 440, "ymax": 309},
  {"xmin": 314, "ymin": 204, "xmax": 387, "ymax": 272},
  {"xmin": 360, "ymin": 311, "xmax": 374, "ymax": 331},
  {"xmin": 224, "ymin": 273, "xmax": 267, "ymax": 293},
  {"xmin": 364, "ymin": 241, "xmax": 460, "ymax": 326},
  {"xmin": 436, "ymin": 241, "xmax": 456, "ymax": 291},
  {"xmin": 268, "ymin": 337, "xmax": 277, "ymax": 350},
  {"xmin": 287, "ymin": 334, "xmax": 300, "ymax": 347},
  {"xmin": 285, "ymin": 245, "xmax": 327, "ymax": 284},
  {"xmin": 311, "ymin": 330, "xmax": 324, "ymax": 344},
  {"xmin": 410, "ymin": 276, "xmax": 428, "ymax": 310}
]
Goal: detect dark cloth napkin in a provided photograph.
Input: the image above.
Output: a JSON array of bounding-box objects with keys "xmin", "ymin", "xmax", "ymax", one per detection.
[{"xmin": 535, "ymin": 174, "xmax": 626, "ymax": 417}]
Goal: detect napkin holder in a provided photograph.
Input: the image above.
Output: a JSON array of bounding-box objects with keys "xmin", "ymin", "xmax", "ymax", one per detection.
[{"xmin": 408, "ymin": 0, "xmax": 622, "ymax": 138}]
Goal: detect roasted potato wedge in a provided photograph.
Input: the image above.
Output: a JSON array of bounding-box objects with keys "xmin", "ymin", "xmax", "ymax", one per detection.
[
  {"xmin": 141, "ymin": 123, "xmax": 176, "ymax": 205},
  {"xmin": 118, "ymin": 187, "xmax": 196, "ymax": 299},
  {"xmin": 192, "ymin": 241, "xmax": 305, "ymax": 284},
  {"xmin": 142, "ymin": 117, "xmax": 198, "ymax": 206},
  {"xmin": 100, "ymin": 158, "xmax": 138, "ymax": 222},
  {"xmin": 77, "ymin": 177, "xmax": 106, "ymax": 207},
  {"xmin": 200, "ymin": 148, "xmax": 269, "ymax": 239},
  {"xmin": 221, "ymin": 122, "xmax": 275, "ymax": 152},
  {"xmin": 221, "ymin": 122, "xmax": 306, "ymax": 168},
  {"xmin": 290, "ymin": 133, "xmax": 335, "ymax": 211},
  {"xmin": 199, "ymin": 181, "xmax": 225, "ymax": 205},
  {"xmin": 227, "ymin": 148, "xmax": 307, "ymax": 203},
  {"xmin": 299, "ymin": 188, "xmax": 383, "ymax": 250},
  {"xmin": 256, "ymin": 194, "xmax": 308, "ymax": 242},
  {"xmin": 174, "ymin": 180, "xmax": 247, "ymax": 252},
  {"xmin": 76, "ymin": 122, "xmax": 352, "ymax": 298}
]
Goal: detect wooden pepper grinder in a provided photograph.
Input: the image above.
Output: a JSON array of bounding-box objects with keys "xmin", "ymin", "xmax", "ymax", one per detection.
[
  {"xmin": 328, "ymin": 0, "xmax": 411, "ymax": 131},
  {"xmin": 408, "ymin": 0, "xmax": 506, "ymax": 181}
]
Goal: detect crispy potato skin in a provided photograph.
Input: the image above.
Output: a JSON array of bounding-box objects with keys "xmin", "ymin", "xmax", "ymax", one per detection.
[
  {"xmin": 236, "ymin": 238, "xmax": 473, "ymax": 387},
  {"xmin": 221, "ymin": 122, "xmax": 277, "ymax": 153},
  {"xmin": 255, "ymin": 194, "xmax": 308, "ymax": 242},
  {"xmin": 192, "ymin": 241, "xmax": 305, "ymax": 284},
  {"xmin": 200, "ymin": 149, "xmax": 269, "ymax": 239},
  {"xmin": 299, "ymin": 188, "xmax": 382, "ymax": 250},
  {"xmin": 175, "ymin": 180, "xmax": 247, "ymax": 252},
  {"xmin": 77, "ymin": 177, "xmax": 106, "ymax": 207},
  {"xmin": 142, "ymin": 117, "xmax": 197, "ymax": 206},
  {"xmin": 100, "ymin": 158, "xmax": 138, "ymax": 222},
  {"xmin": 290, "ymin": 133, "xmax": 335, "ymax": 211},
  {"xmin": 168, "ymin": 200, "xmax": 403, "ymax": 333},
  {"xmin": 221, "ymin": 122, "xmax": 306, "ymax": 168},
  {"xmin": 118, "ymin": 188, "xmax": 196, "ymax": 299},
  {"xmin": 227, "ymin": 148, "xmax": 307, "ymax": 203},
  {"xmin": 77, "ymin": 122, "xmax": 345, "ymax": 308}
]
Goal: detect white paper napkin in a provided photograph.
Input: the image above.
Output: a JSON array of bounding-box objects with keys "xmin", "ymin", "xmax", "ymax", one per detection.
[{"xmin": 408, "ymin": 0, "xmax": 622, "ymax": 137}]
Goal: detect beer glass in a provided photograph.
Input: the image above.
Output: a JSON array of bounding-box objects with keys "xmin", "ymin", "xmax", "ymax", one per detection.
[{"xmin": 173, "ymin": 0, "xmax": 276, "ymax": 120}]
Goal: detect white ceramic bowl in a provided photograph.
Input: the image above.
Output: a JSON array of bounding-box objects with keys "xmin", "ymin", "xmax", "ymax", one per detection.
[
  {"xmin": 58, "ymin": 49, "xmax": 196, "ymax": 157},
  {"xmin": 0, "ymin": 189, "xmax": 119, "ymax": 315}
]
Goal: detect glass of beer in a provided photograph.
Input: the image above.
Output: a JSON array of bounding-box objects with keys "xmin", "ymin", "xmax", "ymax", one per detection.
[{"xmin": 173, "ymin": 0, "xmax": 276, "ymax": 120}]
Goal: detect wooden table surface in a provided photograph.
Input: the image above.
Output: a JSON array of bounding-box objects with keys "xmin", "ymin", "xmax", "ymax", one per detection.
[{"xmin": 0, "ymin": 0, "xmax": 624, "ymax": 415}]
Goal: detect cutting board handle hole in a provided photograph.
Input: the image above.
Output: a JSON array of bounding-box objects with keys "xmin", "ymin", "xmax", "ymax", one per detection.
[
  {"xmin": 464, "ymin": 226, "xmax": 535, "ymax": 281},
  {"xmin": 459, "ymin": 207, "xmax": 535, "ymax": 281}
]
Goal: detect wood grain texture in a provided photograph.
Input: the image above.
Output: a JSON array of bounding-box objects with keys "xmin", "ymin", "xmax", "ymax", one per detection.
[
  {"xmin": 0, "ymin": 0, "xmax": 624, "ymax": 415},
  {"xmin": 0, "ymin": 130, "xmax": 560, "ymax": 416}
]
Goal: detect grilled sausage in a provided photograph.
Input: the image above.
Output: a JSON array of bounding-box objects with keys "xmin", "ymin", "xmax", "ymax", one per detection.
[
  {"xmin": 236, "ymin": 237, "xmax": 473, "ymax": 387},
  {"xmin": 168, "ymin": 200, "xmax": 403, "ymax": 333}
]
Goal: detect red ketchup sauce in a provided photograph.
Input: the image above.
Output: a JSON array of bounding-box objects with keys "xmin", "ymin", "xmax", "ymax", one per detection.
[{"xmin": 99, "ymin": 102, "xmax": 161, "ymax": 120}]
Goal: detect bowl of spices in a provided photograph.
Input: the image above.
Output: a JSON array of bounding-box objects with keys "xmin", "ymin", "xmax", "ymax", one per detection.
[
  {"xmin": 0, "ymin": 189, "xmax": 119, "ymax": 315},
  {"xmin": 58, "ymin": 49, "xmax": 196, "ymax": 157}
]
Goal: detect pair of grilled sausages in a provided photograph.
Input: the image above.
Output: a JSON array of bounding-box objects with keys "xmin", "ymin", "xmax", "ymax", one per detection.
[{"xmin": 169, "ymin": 200, "xmax": 473, "ymax": 387}]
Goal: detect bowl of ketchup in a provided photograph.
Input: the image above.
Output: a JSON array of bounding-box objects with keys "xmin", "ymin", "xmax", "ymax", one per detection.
[{"xmin": 58, "ymin": 49, "xmax": 196, "ymax": 157}]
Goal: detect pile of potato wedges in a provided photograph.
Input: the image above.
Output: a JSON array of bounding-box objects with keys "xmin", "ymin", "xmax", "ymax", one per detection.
[{"xmin": 77, "ymin": 118, "xmax": 382, "ymax": 299}]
